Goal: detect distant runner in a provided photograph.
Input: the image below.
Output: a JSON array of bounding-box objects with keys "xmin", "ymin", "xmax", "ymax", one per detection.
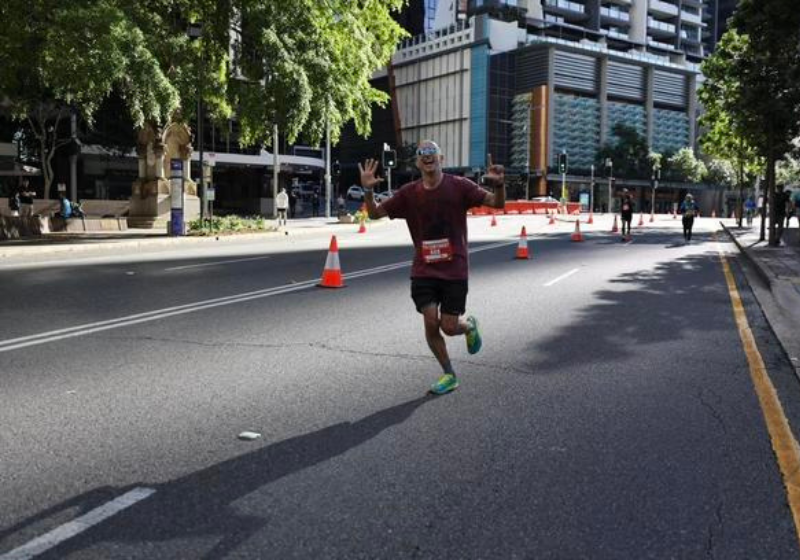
[
  {"xmin": 359, "ymin": 140, "xmax": 505, "ymax": 395},
  {"xmin": 620, "ymin": 189, "xmax": 634, "ymax": 241},
  {"xmin": 680, "ymin": 193, "xmax": 699, "ymax": 242}
]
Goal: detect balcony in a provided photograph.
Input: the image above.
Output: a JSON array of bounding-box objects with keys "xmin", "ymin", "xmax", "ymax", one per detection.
[
  {"xmin": 647, "ymin": 17, "xmax": 676, "ymax": 36},
  {"xmin": 543, "ymin": 0, "xmax": 586, "ymax": 15},
  {"xmin": 647, "ymin": 37, "xmax": 676, "ymax": 51},
  {"xmin": 649, "ymin": 0, "xmax": 679, "ymax": 18},
  {"xmin": 600, "ymin": 6, "xmax": 630, "ymax": 22}
]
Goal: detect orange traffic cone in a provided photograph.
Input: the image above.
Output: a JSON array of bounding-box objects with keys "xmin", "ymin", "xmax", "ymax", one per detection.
[
  {"xmin": 318, "ymin": 235, "xmax": 344, "ymax": 288},
  {"xmin": 548, "ymin": 212, "xmax": 556, "ymax": 225},
  {"xmin": 587, "ymin": 212, "xmax": 594, "ymax": 225},
  {"xmin": 515, "ymin": 226, "xmax": 530, "ymax": 259},
  {"xmin": 637, "ymin": 212, "xmax": 644, "ymax": 226},
  {"xmin": 357, "ymin": 219, "xmax": 366, "ymax": 234},
  {"xmin": 490, "ymin": 214, "xmax": 498, "ymax": 227},
  {"xmin": 611, "ymin": 214, "xmax": 619, "ymax": 233},
  {"xmin": 571, "ymin": 219, "xmax": 584, "ymax": 242}
]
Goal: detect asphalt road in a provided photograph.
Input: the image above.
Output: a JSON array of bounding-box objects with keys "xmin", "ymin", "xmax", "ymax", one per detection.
[{"xmin": 2, "ymin": 216, "xmax": 800, "ymax": 559}]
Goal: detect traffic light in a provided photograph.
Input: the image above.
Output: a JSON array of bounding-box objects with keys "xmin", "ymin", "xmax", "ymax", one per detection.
[
  {"xmin": 558, "ymin": 152, "xmax": 568, "ymax": 175},
  {"xmin": 382, "ymin": 149, "xmax": 397, "ymax": 169},
  {"xmin": 332, "ymin": 160, "xmax": 340, "ymax": 176}
]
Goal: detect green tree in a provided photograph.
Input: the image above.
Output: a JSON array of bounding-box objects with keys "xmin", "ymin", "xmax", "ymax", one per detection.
[
  {"xmin": 699, "ymin": 30, "xmax": 764, "ymax": 228},
  {"xmin": 700, "ymin": 1, "xmax": 800, "ymax": 245},
  {"xmin": 0, "ymin": 0, "xmax": 406, "ymax": 197},
  {"xmin": 596, "ymin": 123, "xmax": 651, "ymax": 179},
  {"xmin": 667, "ymin": 148, "xmax": 707, "ymax": 184}
]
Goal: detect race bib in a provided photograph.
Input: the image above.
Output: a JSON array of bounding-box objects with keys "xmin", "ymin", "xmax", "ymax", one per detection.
[{"xmin": 421, "ymin": 238, "xmax": 453, "ymax": 263}]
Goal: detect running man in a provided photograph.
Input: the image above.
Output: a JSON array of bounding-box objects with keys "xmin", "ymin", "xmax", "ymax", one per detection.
[
  {"xmin": 359, "ymin": 140, "xmax": 505, "ymax": 395},
  {"xmin": 620, "ymin": 189, "xmax": 634, "ymax": 240},
  {"xmin": 680, "ymin": 193, "xmax": 699, "ymax": 242}
]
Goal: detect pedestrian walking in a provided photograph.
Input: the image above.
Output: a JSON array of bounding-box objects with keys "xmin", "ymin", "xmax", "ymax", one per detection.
[
  {"xmin": 276, "ymin": 187, "xmax": 289, "ymax": 226},
  {"xmin": 311, "ymin": 189, "xmax": 320, "ymax": 217},
  {"xmin": 288, "ymin": 188, "xmax": 297, "ymax": 218},
  {"xmin": 744, "ymin": 195, "xmax": 756, "ymax": 227},
  {"xmin": 775, "ymin": 184, "xmax": 789, "ymax": 244},
  {"xmin": 680, "ymin": 193, "xmax": 699, "ymax": 242},
  {"xmin": 620, "ymin": 189, "xmax": 633, "ymax": 240},
  {"xmin": 7, "ymin": 187, "xmax": 20, "ymax": 217},
  {"xmin": 359, "ymin": 140, "xmax": 505, "ymax": 395},
  {"xmin": 791, "ymin": 189, "xmax": 800, "ymax": 228},
  {"xmin": 784, "ymin": 188, "xmax": 795, "ymax": 229},
  {"xmin": 18, "ymin": 180, "xmax": 35, "ymax": 217}
]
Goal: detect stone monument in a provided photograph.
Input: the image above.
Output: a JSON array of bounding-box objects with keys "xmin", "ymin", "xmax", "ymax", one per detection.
[{"xmin": 128, "ymin": 122, "xmax": 200, "ymax": 228}]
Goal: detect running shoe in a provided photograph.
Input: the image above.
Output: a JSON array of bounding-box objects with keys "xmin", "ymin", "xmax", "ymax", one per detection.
[
  {"xmin": 430, "ymin": 373, "xmax": 459, "ymax": 395},
  {"xmin": 465, "ymin": 315, "xmax": 482, "ymax": 355}
]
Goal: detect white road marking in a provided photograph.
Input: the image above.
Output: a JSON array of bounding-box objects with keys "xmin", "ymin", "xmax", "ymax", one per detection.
[
  {"xmin": 543, "ymin": 268, "xmax": 580, "ymax": 287},
  {"xmin": 164, "ymin": 255, "xmax": 272, "ymax": 271},
  {"xmin": 0, "ymin": 487, "xmax": 155, "ymax": 560},
  {"xmin": 0, "ymin": 242, "xmax": 517, "ymax": 354}
]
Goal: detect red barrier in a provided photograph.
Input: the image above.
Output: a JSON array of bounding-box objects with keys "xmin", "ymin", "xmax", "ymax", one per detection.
[{"xmin": 472, "ymin": 201, "xmax": 582, "ymax": 216}]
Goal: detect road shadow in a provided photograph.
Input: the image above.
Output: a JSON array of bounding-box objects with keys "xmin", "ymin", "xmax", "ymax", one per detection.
[
  {"xmin": 522, "ymin": 249, "xmax": 731, "ymax": 373},
  {"xmin": 0, "ymin": 395, "xmax": 433, "ymax": 559}
]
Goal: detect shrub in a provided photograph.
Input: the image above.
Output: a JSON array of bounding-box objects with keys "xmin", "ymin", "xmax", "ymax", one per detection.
[{"xmin": 187, "ymin": 215, "xmax": 274, "ymax": 236}]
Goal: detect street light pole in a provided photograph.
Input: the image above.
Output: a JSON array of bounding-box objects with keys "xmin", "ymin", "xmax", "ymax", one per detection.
[
  {"xmin": 590, "ymin": 163, "xmax": 595, "ymax": 214},
  {"xmin": 325, "ymin": 115, "xmax": 331, "ymax": 219},
  {"xmin": 273, "ymin": 123, "xmax": 279, "ymax": 219},
  {"xmin": 606, "ymin": 158, "xmax": 613, "ymax": 213},
  {"xmin": 187, "ymin": 22, "xmax": 205, "ymax": 219},
  {"xmin": 650, "ymin": 165, "xmax": 660, "ymax": 223}
]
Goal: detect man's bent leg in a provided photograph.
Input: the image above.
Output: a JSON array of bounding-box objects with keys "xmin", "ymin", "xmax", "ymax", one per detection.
[{"xmin": 423, "ymin": 306, "xmax": 455, "ymax": 374}]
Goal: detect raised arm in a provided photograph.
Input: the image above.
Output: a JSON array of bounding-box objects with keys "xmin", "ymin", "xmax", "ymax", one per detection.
[
  {"xmin": 481, "ymin": 153, "xmax": 506, "ymax": 209},
  {"xmin": 358, "ymin": 158, "xmax": 388, "ymax": 220}
]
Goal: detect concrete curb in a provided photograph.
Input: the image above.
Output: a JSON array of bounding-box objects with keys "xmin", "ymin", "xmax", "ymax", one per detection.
[
  {"xmin": 720, "ymin": 222, "xmax": 772, "ymax": 289},
  {"xmin": 0, "ymin": 218, "xmax": 392, "ymax": 259}
]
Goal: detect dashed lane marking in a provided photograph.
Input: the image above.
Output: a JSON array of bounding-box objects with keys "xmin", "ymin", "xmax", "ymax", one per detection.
[
  {"xmin": 0, "ymin": 241, "xmax": 517, "ymax": 354},
  {"xmin": 543, "ymin": 268, "xmax": 580, "ymax": 287},
  {"xmin": 0, "ymin": 487, "xmax": 156, "ymax": 560}
]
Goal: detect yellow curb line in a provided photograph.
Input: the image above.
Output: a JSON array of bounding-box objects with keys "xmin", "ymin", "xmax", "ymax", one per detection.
[{"xmin": 718, "ymin": 238, "xmax": 800, "ymax": 548}]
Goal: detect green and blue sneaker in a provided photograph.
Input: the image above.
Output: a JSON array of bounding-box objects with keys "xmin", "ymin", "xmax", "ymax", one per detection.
[
  {"xmin": 430, "ymin": 374, "xmax": 459, "ymax": 395},
  {"xmin": 465, "ymin": 315, "xmax": 482, "ymax": 355}
]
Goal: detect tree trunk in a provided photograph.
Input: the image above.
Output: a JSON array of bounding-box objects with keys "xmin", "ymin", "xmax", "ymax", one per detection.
[{"xmin": 767, "ymin": 149, "xmax": 776, "ymax": 246}]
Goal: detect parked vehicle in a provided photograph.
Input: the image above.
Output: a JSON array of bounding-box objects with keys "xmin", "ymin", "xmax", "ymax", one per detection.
[
  {"xmin": 375, "ymin": 191, "xmax": 393, "ymax": 203},
  {"xmin": 347, "ymin": 185, "xmax": 365, "ymax": 200}
]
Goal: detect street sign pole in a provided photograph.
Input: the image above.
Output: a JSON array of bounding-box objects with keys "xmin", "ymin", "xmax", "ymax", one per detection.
[{"xmin": 170, "ymin": 159, "xmax": 184, "ymax": 236}]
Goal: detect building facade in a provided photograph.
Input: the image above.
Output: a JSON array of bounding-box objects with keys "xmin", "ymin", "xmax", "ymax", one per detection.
[{"xmin": 356, "ymin": 0, "xmax": 712, "ymax": 209}]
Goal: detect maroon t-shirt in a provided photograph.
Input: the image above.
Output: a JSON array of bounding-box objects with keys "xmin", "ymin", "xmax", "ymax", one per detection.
[{"xmin": 381, "ymin": 174, "xmax": 488, "ymax": 280}]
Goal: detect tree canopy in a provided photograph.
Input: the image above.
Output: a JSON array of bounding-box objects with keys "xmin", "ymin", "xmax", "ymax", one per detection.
[
  {"xmin": 0, "ymin": 0, "xmax": 407, "ymax": 145},
  {"xmin": 698, "ymin": 0, "xmax": 800, "ymax": 242},
  {"xmin": 595, "ymin": 123, "xmax": 652, "ymax": 179}
]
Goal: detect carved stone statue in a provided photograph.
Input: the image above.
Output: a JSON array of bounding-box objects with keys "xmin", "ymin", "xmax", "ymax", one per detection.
[{"xmin": 128, "ymin": 122, "xmax": 200, "ymax": 229}]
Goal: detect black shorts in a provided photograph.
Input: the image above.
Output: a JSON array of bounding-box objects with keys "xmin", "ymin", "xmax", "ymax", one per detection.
[{"xmin": 411, "ymin": 278, "xmax": 468, "ymax": 316}]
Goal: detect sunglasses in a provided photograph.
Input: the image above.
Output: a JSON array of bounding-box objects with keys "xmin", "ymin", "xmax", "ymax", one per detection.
[{"xmin": 416, "ymin": 146, "xmax": 440, "ymax": 156}]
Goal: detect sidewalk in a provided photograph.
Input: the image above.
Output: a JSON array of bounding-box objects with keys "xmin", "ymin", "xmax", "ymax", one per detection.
[
  {"xmin": 0, "ymin": 216, "xmax": 379, "ymax": 259},
  {"xmin": 723, "ymin": 222, "xmax": 800, "ymax": 378}
]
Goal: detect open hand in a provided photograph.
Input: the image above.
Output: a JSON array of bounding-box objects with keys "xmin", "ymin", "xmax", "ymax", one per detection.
[
  {"xmin": 483, "ymin": 153, "xmax": 504, "ymax": 187},
  {"xmin": 358, "ymin": 159, "xmax": 385, "ymax": 190}
]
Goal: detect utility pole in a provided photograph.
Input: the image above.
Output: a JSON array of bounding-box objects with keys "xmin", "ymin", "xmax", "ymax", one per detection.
[{"xmin": 606, "ymin": 158, "xmax": 614, "ymax": 213}]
